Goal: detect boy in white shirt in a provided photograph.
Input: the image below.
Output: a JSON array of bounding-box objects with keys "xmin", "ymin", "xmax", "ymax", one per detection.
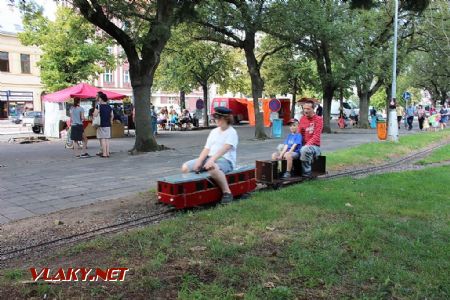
[{"xmin": 182, "ymin": 107, "xmax": 238, "ymax": 204}]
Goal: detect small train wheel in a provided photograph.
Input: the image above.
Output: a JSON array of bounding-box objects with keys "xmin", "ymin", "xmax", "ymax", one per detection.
[{"xmin": 273, "ymin": 183, "xmax": 282, "ymax": 190}]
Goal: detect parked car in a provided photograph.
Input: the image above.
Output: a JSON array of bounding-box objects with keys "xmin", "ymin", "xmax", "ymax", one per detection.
[
  {"xmin": 331, "ymin": 100, "xmax": 359, "ymax": 118},
  {"xmin": 21, "ymin": 111, "xmax": 43, "ymax": 133}
]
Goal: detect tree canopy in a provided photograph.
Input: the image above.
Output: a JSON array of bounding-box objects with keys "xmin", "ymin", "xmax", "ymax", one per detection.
[{"xmin": 19, "ymin": 4, "xmax": 115, "ymax": 92}]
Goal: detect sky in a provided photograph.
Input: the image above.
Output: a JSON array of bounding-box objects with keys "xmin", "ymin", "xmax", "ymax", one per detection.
[
  {"xmin": 0, "ymin": 0, "xmax": 57, "ymax": 34},
  {"xmin": 34, "ymin": 0, "xmax": 57, "ymax": 20}
]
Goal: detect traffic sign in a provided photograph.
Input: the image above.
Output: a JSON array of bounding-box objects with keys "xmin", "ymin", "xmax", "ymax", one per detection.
[
  {"xmin": 196, "ymin": 99, "xmax": 204, "ymax": 110},
  {"xmin": 268, "ymin": 98, "xmax": 281, "ymax": 112},
  {"xmin": 402, "ymin": 92, "xmax": 411, "ymax": 101}
]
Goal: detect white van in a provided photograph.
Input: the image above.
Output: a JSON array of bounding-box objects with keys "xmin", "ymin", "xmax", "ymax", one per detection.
[{"xmin": 331, "ymin": 100, "xmax": 359, "ymax": 118}]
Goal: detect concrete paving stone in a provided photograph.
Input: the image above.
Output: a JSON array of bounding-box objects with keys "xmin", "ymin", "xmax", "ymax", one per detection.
[
  {"xmin": 2, "ymin": 209, "xmax": 35, "ymax": 220},
  {"xmin": 34, "ymin": 194, "xmax": 60, "ymax": 202},
  {"xmin": 52, "ymin": 201, "xmax": 80, "ymax": 210},
  {"xmin": 55, "ymin": 184, "xmax": 80, "ymax": 189},
  {"xmin": 0, "ymin": 200, "xmax": 15, "ymax": 209},
  {"xmin": 30, "ymin": 206, "xmax": 58, "ymax": 215},
  {"xmin": 1, "ymin": 206, "xmax": 32, "ymax": 214},
  {"xmin": 21, "ymin": 202, "xmax": 54, "ymax": 211},
  {"xmin": 11, "ymin": 197, "xmax": 42, "ymax": 206},
  {"xmin": 0, "ymin": 214, "xmax": 11, "ymax": 224}
]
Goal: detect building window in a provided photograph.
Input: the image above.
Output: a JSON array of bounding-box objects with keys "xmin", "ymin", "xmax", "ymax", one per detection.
[
  {"xmin": 0, "ymin": 52, "xmax": 9, "ymax": 72},
  {"xmin": 107, "ymin": 46, "xmax": 114, "ymax": 55},
  {"xmin": 21, "ymin": 54, "xmax": 31, "ymax": 74},
  {"xmin": 103, "ymin": 69, "xmax": 113, "ymax": 83},
  {"xmin": 168, "ymin": 97, "xmax": 177, "ymax": 105},
  {"xmin": 123, "ymin": 70, "xmax": 130, "ymax": 83}
]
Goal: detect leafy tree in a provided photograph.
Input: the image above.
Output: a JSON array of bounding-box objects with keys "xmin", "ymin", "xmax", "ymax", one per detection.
[
  {"xmin": 271, "ymin": 0, "xmax": 430, "ymax": 131},
  {"xmin": 194, "ymin": 0, "xmax": 288, "ymax": 139},
  {"xmin": 349, "ymin": 1, "xmax": 421, "ymax": 128},
  {"xmin": 67, "ymin": 0, "xmax": 198, "ymax": 153},
  {"xmin": 262, "ymin": 42, "xmax": 318, "ymax": 117},
  {"xmin": 155, "ymin": 26, "xmax": 236, "ymax": 125},
  {"xmin": 269, "ymin": 0, "xmax": 356, "ymax": 133},
  {"xmin": 408, "ymin": 0, "xmax": 449, "ymax": 105},
  {"xmin": 19, "ymin": 4, "xmax": 115, "ymax": 92}
]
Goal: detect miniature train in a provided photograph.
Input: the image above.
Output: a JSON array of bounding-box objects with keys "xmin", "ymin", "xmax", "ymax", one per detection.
[{"xmin": 157, "ymin": 157, "xmax": 326, "ymax": 209}]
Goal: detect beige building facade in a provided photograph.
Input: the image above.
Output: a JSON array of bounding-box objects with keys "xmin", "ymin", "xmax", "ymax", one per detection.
[{"xmin": 0, "ymin": 2, "xmax": 43, "ymax": 119}]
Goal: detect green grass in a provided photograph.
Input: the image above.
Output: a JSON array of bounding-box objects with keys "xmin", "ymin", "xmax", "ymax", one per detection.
[
  {"xmin": 2, "ymin": 165, "xmax": 449, "ymax": 299},
  {"xmin": 416, "ymin": 143, "xmax": 450, "ymax": 165},
  {"xmin": 325, "ymin": 130, "xmax": 450, "ymax": 170}
]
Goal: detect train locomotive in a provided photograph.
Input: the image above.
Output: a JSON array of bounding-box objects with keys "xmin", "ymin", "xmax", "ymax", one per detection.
[
  {"xmin": 157, "ymin": 156, "xmax": 326, "ymax": 209},
  {"xmin": 157, "ymin": 166, "xmax": 256, "ymax": 209}
]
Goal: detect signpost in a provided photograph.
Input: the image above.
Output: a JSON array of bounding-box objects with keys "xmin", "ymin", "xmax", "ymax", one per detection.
[
  {"xmin": 196, "ymin": 99, "xmax": 204, "ymax": 110},
  {"xmin": 402, "ymin": 91, "xmax": 411, "ymax": 101}
]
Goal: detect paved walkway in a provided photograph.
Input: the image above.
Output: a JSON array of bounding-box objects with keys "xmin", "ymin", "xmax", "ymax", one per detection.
[{"xmin": 0, "ymin": 124, "xmax": 417, "ymax": 224}]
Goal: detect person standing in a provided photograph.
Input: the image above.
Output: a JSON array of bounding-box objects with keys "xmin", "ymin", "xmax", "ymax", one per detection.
[
  {"xmin": 405, "ymin": 104, "xmax": 415, "ymax": 130},
  {"xmin": 439, "ymin": 102, "xmax": 449, "ymax": 130},
  {"xmin": 316, "ymin": 104, "xmax": 323, "ymax": 117},
  {"xmin": 417, "ymin": 105, "xmax": 426, "ymax": 130},
  {"xmin": 298, "ymin": 100, "xmax": 322, "ymax": 178},
  {"xmin": 150, "ymin": 104, "xmax": 158, "ymax": 135},
  {"xmin": 93, "ymin": 93, "xmax": 113, "ymax": 157},
  {"xmin": 396, "ymin": 105, "xmax": 405, "ymax": 129},
  {"xmin": 70, "ymin": 98, "xmax": 89, "ymax": 158}
]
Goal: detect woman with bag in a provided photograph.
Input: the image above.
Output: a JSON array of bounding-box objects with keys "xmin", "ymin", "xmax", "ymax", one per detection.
[
  {"xmin": 70, "ymin": 98, "xmax": 89, "ymax": 158},
  {"xmin": 93, "ymin": 92, "xmax": 113, "ymax": 157}
]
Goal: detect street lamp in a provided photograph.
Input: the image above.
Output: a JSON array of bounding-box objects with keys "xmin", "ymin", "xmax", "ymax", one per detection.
[{"xmin": 388, "ymin": 0, "xmax": 399, "ymax": 142}]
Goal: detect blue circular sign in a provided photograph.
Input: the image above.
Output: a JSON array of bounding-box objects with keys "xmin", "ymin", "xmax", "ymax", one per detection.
[
  {"xmin": 196, "ymin": 99, "xmax": 204, "ymax": 110},
  {"xmin": 402, "ymin": 92, "xmax": 411, "ymax": 101},
  {"xmin": 269, "ymin": 99, "xmax": 281, "ymax": 112}
]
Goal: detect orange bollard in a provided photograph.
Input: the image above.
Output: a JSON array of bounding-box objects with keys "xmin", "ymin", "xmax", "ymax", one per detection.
[{"xmin": 377, "ymin": 120, "xmax": 387, "ymax": 140}]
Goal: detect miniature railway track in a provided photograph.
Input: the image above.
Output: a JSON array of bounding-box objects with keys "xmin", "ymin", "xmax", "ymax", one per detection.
[
  {"xmin": 321, "ymin": 142, "xmax": 445, "ymax": 179},
  {"xmin": 1, "ymin": 141, "xmax": 447, "ymax": 263},
  {"xmin": 0, "ymin": 208, "xmax": 176, "ymax": 263}
]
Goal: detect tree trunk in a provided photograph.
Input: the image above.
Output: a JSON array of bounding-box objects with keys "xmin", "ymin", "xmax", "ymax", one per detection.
[
  {"xmin": 322, "ymin": 85, "xmax": 334, "ymax": 133},
  {"xmin": 244, "ymin": 38, "xmax": 267, "ymax": 139},
  {"xmin": 358, "ymin": 91, "xmax": 370, "ymax": 129},
  {"xmin": 202, "ymin": 84, "xmax": 209, "ymax": 127},
  {"xmin": 440, "ymin": 89, "xmax": 447, "ymax": 105},
  {"xmin": 291, "ymin": 79, "xmax": 297, "ymax": 118},
  {"xmin": 132, "ymin": 76, "xmax": 159, "ymax": 152},
  {"xmin": 180, "ymin": 90, "xmax": 186, "ymax": 110}
]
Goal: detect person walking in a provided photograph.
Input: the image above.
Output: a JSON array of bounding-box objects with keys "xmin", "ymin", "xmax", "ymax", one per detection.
[
  {"xmin": 417, "ymin": 105, "xmax": 426, "ymax": 130},
  {"xmin": 396, "ymin": 105, "xmax": 405, "ymax": 129},
  {"xmin": 70, "ymin": 98, "xmax": 89, "ymax": 158},
  {"xmin": 405, "ymin": 104, "xmax": 415, "ymax": 131},
  {"xmin": 93, "ymin": 92, "xmax": 113, "ymax": 157}
]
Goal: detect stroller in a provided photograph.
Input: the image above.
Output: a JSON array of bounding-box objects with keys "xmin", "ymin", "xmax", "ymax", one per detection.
[{"xmin": 63, "ymin": 119, "xmax": 84, "ymax": 149}]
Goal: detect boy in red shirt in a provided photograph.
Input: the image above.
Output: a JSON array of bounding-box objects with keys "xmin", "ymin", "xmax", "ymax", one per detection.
[{"xmin": 298, "ymin": 100, "xmax": 323, "ymax": 178}]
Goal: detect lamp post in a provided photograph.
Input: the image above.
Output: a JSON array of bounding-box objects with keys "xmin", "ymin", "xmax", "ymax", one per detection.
[{"xmin": 388, "ymin": 0, "xmax": 399, "ymax": 142}]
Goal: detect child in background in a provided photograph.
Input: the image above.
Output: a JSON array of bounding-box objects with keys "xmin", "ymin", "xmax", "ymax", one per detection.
[
  {"xmin": 272, "ymin": 119, "xmax": 303, "ymax": 179},
  {"xmin": 423, "ymin": 116, "xmax": 430, "ymax": 131},
  {"xmin": 429, "ymin": 113, "xmax": 440, "ymax": 132}
]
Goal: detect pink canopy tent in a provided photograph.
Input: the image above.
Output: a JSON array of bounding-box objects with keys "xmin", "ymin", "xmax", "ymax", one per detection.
[{"xmin": 42, "ymin": 83, "xmax": 127, "ymax": 102}]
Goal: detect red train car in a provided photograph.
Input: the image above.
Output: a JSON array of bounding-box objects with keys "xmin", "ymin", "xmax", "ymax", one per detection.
[{"xmin": 158, "ymin": 166, "xmax": 256, "ymax": 209}]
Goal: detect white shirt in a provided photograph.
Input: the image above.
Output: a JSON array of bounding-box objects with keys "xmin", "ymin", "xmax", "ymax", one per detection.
[{"xmin": 205, "ymin": 126, "xmax": 238, "ymax": 169}]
